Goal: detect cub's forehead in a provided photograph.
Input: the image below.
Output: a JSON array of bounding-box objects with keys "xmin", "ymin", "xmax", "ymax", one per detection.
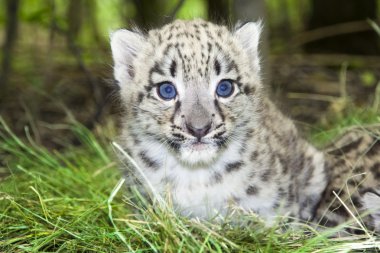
[
  {"xmin": 147, "ymin": 20, "xmax": 236, "ymax": 55},
  {"xmin": 144, "ymin": 20, "xmax": 240, "ymax": 79},
  {"xmin": 149, "ymin": 20, "xmax": 230, "ymax": 41}
]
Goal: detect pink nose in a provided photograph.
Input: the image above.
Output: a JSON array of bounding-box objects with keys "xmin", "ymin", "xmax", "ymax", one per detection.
[{"xmin": 186, "ymin": 122, "xmax": 212, "ymax": 141}]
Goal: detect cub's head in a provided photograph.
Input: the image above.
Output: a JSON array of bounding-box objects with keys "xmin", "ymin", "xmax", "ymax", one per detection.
[{"xmin": 111, "ymin": 19, "xmax": 263, "ymax": 167}]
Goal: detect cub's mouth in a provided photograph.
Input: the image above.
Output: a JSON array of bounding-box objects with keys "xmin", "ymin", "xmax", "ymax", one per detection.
[
  {"xmin": 179, "ymin": 141, "xmax": 220, "ymax": 166},
  {"xmin": 189, "ymin": 141, "xmax": 209, "ymax": 151},
  {"xmin": 166, "ymin": 119, "xmax": 229, "ymax": 166},
  {"xmin": 167, "ymin": 131, "xmax": 229, "ymax": 166}
]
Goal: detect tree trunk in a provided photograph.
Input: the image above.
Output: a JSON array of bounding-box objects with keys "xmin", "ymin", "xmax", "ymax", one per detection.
[
  {"xmin": 0, "ymin": 0, "xmax": 20, "ymax": 95},
  {"xmin": 131, "ymin": 0, "xmax": 168, "ymax": 28},
  {"xmin": 305, "ymin": 0, "xmax": 379, "ymax": 55},
  {"xmin": 232, "ymin": 0, "xmax": 270, "ymax": 81},
  {"xmin": 85, "ymin": 0, "xmax": 101, "ymax": 44},
  {"xmin": 207, "ymin": 0, "xmax": 230, "ymax": 23},
  {"xmin": 67, "ymin": 0, "xmax": 84, "ymax": 41}
]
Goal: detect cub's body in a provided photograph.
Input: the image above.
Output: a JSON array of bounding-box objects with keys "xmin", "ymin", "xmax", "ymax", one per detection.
[{"xmin": 111, "ymin": 19, "xmax": 380, "ymax": 231}]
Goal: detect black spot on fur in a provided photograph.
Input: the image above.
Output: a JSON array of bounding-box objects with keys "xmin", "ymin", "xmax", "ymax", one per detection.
[
  {"xmin": 137, "ymin": 92, "xmax": 144, "ymax": 104},
  {"xmin": 243, "ymin": 85, "xmax": 255, "ymax": 95},
  {"xmin": 328, "ymin": 137, "xmax": 363, "ymax": 156},
  {"xmin": 226, "ymin": 59, "xmax": 238, "ymax": 73},
  {"xmin": 158, "ymin": 33, "xmax": 162, "ymax": 43},
  {"xmin": 287, "ymin": 184, "xmax": 295, "ymax": 203},
  {"xmin": 225, "ymin": 161, "xmax": 243, "ymax": 173},
  {"xmin": 246, "ymin": 185, "xmax": 259, "ymax": 195},
  {"xmin": 278, "ymin": 187, "xmax": 287, "ymax": 199},
  {"xmin": 170, "ymin": 101, "xmax": 181, "ymax": 123},
  {"xmin": 215, "ymin": 123, "xmax": 224, "ymax": 130},
  {"xmin": 350, "ymin": 195, "xmax": 362, "ymax": 208},
  {"xmin": 248, "ymin": 170, "xmax": 256, "ymax": 179},
  {"xmin": 213, "ymin": 131, "xmax": 226, "ymax": 139},
  {"xmin": 246, "ymin": 129, "xmax": 255, "ymax": 139},
  {"xmin": 171, "ymin": 125, "xmax": 182, "ymax": 130},
  {"xmin": 131, "ymin": 132, "xmax": 141, "ymax": 144},
  {"xmin": 147, "ymin": 62, "xmax": 165, "ymax": 88},
  {"xmin": 214, "ymin": 41, "xmax": 222, "ymax": 51},
  {"xmin": 207, "ymin": 42, "xmax": 212, "ymax": 52},
  {"xmin": 367, "ymin": 140, "xmax": 380, "ymax": 157},
  {"xmin": 279, "ymin": 156, "xmax": 289, "ymax": 174},
  {"xmin": 170, "ymin": 60, "xmax": 177, "ymax": 78},
  {"xmin": 210, "ymin": 172, "xmax": 223, "ymax": 184},
  {"xmin": 139, "ymin": 152, "xmax": 159, "ymax": 170},
  {"xmin": 123, "ymin": 147, "xmax": 132, "ymax": 156},
  {"xmin": 250, "ymin": 151, "xmax": 259, "ymax": 161},
  {"xmin": 205, "ymin": 55, "xmax": 210, "ymax": 75},
  {"xmin": 163, "ymin": 44, "xmax": 173, "ymax": 56},
  {"xmin": 260, "ymin": 169, "xmax": 272, "ymax": 182},
  {"xmin": 214, "ymin": 99, "xmax": 225, "ymax": 121},
  {"xmin": 370, "ymin": 162, "xmax": 380, "ymax": 179},
  {"xmin": 168, "ymin": 141, "xmax": 181, "ymax": 152},
  {"xmin": 144, "ymin": 85, "xmax": 153, "ymax": 92},
  {"xmin": 172, "ymin": 133, "xmax": 185, "ymax": 140},
  {"xmin": 269, "ymin": 154, "xmax": 276, "ymax": 167},
  {"xmin": 151, "ymin": 62, "xmax": 164, "ymax": 75},
  {"xmin": 332, "ymin": 203, "xmax": 349, "ymax": 217},
  {"xmin": 215, "ymin": 137, "xmax": 228, "ymax": 147},
  {"xmin": 214, "ymin": 59, "xmax": 221, "ymax": 75},
  {"xmin": 318, "ymin": 217, "xmax": 338, "ymax": 228}
]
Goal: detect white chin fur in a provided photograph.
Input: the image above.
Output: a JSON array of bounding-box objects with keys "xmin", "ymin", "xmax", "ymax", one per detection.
[{"xmin": 179, "ymin": 144, "xmax": 219, "ymax": 166}]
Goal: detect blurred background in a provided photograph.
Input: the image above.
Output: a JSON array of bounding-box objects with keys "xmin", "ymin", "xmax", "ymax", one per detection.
[{"xmin": 0, "ymin": 0, "xmax": 380, "ymax": 149}]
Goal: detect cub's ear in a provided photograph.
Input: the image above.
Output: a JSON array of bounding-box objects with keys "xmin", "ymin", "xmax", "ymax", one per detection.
[
  {"xmin": 233, "ymin": 21, "xmax": 262, "ymax": 73},
  {"xmin": 110, "ymin": 29, "xmax": 146, "ymax": 84}
]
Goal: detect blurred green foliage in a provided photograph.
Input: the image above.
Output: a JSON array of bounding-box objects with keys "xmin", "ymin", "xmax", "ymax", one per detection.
[
  {"xmin": 0, "ymin": 1, "xmax": 309, "ymax": 43},
  {"xmin": 1, "ymin": 0, "xmax": 379, "ymax": 50}
]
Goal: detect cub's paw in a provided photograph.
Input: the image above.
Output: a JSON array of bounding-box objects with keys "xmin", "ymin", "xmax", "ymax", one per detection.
[{"xmin": 362, "ymin": 189, "xmax": 380, "ymax": 232}]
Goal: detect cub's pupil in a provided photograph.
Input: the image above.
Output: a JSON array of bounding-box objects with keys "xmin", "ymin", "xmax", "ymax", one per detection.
[
  {"xmin": 165, "ymin": 86, "xmax": 173, "ymax": 94},
  {"xmin": 220, "ymin": 83, "xmax": 228, "ymax": 91}
]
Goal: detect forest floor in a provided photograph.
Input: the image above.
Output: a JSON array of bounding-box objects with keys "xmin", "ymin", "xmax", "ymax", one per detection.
[{"xmin": 1, "ymin": 51, "xmax": 380, "ymax": 251}]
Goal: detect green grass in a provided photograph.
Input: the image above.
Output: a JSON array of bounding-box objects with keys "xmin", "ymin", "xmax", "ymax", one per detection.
[
  {"xmin": 1, "ymin": 115, "xmax": 380, "ymax": 252},
  {"xmin": 309, "ymin": 107, "xmax": 380, "ymax": 147}
]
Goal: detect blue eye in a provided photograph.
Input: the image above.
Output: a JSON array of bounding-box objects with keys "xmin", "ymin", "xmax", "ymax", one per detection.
[
  {"xmin": 157, "ymin": 82, "xmax": 177, "ymax": 100},
  {"xmin": 216, "ymin": 80, "xmax": 234, "ymax": 97}
]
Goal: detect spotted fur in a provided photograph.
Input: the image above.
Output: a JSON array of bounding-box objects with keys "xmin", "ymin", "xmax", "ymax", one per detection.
[{"xmin": 110, "ymin": 19, "xmax": 380, "ymax": 232}]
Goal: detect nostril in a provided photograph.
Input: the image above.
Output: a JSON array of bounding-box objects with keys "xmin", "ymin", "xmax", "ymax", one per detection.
[{"xmin": 186, "ymin": 122, "xmax": 212, "ymax": 140}]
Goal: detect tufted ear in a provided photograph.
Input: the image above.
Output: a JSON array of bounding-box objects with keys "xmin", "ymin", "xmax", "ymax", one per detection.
[
  {"xmin": 234, "ymin": 21, "xmax": 262, "ymax": 72},
  {"xmin": 110, "ymin": 29, "xmax": 146, "ymax": 84}
]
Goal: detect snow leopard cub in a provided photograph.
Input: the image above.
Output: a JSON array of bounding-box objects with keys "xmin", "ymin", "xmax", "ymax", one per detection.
[{"xmin": 110, "ymin": 19, "xmax": 380, "ymax": 231}]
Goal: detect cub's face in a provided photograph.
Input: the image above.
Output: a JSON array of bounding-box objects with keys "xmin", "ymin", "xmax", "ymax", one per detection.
[{"xmin": 111, "ymin": 20, "xmax": 263, "ymax": 167}]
